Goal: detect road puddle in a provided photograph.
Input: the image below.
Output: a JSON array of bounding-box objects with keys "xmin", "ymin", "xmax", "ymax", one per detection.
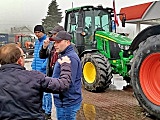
[{"xmin": 83, "ymin": 103, "xmax": 96, "ymax": 120}]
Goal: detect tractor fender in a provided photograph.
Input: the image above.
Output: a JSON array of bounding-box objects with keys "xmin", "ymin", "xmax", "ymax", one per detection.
[
  {"xmin": 129, "ymin": 24, "xmax": 160, "ymax": 52},
  {"xmin": 79, "ymin": 49, "xmax": 98, "ymax": 58}
]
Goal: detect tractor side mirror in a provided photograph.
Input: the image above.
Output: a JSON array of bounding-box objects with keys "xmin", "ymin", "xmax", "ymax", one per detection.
[
  {"xmin": 70, "ymin": 12, "xmax": 76, "ymax": 25},
  {"xmin": 122, "ymin": 16, "xmax": 126, "ymax": 27}
]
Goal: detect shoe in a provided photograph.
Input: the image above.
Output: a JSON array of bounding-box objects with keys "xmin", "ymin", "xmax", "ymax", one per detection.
[{"xmin": 45, "ymin": 113, "xmax": 51, "ymax": 120}]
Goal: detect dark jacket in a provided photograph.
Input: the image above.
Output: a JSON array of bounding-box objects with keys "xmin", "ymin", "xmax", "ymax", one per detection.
[
  {"xmin": 0, "ymin": 63, "xmax": 71, "ymax": 120},
  {"xmin": 52, "ymin": 45, "xmax": 82, "ymax": 107},
  {"xmin": 39, "ymin": 42, "xmax": 78, "ymax": 77},
  {"xmin": 39, "ymin": 42, "xmax": 55, "ymax": 77},
  {"xmin": 31, "ymin": 35, "xmax": 48, "ymax": 74}
]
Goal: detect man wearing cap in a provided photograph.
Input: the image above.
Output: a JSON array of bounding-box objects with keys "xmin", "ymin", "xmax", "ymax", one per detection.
[
  {"xmin": 31, "ymin": 25, "xmax": 52, "ymax": 120},
  {"xmin": 50, "ymin": 31, "xmax": 82, "ymax": 120},
  {"xmin": 48, "ymin": 25, "xmax": 64, "ymax": 36},
  {"xmin": 40, "ymin": 26, "xmax": 79, "ymax": 77},
  {"xmin": 39, "ymin": 26, "xmax": 65, "ymax": 77}
]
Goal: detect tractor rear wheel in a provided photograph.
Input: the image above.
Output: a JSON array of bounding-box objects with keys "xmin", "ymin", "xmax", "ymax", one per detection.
[
  {"xmin": 81, "ymin": 53, "xmax": 112, "ymax": 92},
  {"xmin": 131, "ymin": 35, "xmax": 160, "ymax": 119}
]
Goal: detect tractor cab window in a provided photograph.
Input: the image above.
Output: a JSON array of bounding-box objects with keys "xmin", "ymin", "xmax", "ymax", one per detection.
[
  {"xmin": 84, "ymin": 16, "xmax": 92, "ymax": 42},
  {"xmin": 67, "ymin": 12, "xmax": 78, "ymax": 43},
  {"xmin": 84, "ymin": 9, "xmax": 110, "ymax": 49},
  {"xmin": 67, "ymin": 14, "xmax": 78, "ymax": 33},
  {"xmin": 94, "ymin": 11, "xmax": 110, "ymax": 32},
  {"xmin": 84, "ymin": 9, "xmax": 110, "ymax": 32}
]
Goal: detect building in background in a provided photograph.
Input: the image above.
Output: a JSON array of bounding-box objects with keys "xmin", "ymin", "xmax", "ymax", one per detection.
[{"xmin": 119, "ymin": 1, "xmax": 160, "ymax": 38}]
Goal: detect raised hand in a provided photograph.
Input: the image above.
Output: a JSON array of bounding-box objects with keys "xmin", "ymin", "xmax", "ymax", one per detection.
[{"xmin": 43, "ymin": 37, "xmax": 50, "ymax": 49}]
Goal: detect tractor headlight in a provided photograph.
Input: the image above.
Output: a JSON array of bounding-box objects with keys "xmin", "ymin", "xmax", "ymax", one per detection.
[
  {"xmin": 124, "ymin": 45, "xmax": 130, "ymax": 50},
  {"xmin": 118, "ymin": 44, "xmax": 130, "ymax": 50}
]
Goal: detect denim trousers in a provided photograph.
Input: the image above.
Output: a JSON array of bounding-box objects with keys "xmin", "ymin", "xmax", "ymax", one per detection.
[
  {"xmin": 42, "ymin": 92, "xmax": 52, "ymax": 114},
  {"xmin": 56, "ymin": 102, "xmax": 81, "ymax": 120}
]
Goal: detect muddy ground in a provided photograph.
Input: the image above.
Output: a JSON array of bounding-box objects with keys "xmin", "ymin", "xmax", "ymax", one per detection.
[
  {"xmin": 76, "ymin": 85, "xmax": 155, "ymax": 120},
  {"xmin": 25, "ymin": 59, "xmax": 157, "ymax": 120}
]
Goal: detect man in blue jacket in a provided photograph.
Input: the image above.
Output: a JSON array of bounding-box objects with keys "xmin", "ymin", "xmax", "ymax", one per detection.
[
  {"xmin": 31, "ymin": 25, "xmax": 52, "ymax": 119},
  {"xmin": 50, "ymin": 31, "xmax": 82, "ymax": 120},
  {"xmin": 0, "ymin": 43, "xmax": 71, "ymax": 120}
]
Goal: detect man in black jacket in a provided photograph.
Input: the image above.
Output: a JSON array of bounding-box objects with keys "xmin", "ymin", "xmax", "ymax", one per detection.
[
  {"xmin": 39, "ymin": 26, "xmax": 64, "ymax": 77},
  {"xmin": 0, "ymin": 43, "xmax": 71, "ymax": 120}
]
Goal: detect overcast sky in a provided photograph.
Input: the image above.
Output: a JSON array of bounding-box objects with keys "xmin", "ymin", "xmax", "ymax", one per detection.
[{"xmin": 0, "ymin": 0, "xmax": 155, "ymax": 32}]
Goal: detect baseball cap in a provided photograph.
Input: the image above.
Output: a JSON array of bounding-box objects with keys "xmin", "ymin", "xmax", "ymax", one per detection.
[
  {"xmin": 48, "ymin": 26, "xmax": 64, "ymax": 34},
  {"xmin": 49, "ymin": 31, "xmax": 72, "ymax": 41},
  {"xmin": 34, "ymin": 25, "xmax": 45, "ymax": 33}
]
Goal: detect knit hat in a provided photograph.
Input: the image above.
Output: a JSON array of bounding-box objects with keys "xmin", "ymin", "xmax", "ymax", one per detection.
[
  {"xmin": 34, "ymin": 25, "xmax": 45, "ymax": 33},
  {"xmin": 48, "ymin": 26, "xmax": 64, "ymax": 34}
]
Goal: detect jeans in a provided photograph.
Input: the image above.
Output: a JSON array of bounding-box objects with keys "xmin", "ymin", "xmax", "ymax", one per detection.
[
  {"xmin": 42, "ymin": 92, "xmax": 52, "ymax": 114},
  {"xmin": 56, "ymin": 102, "xmax": 81, "ymax": 120}
]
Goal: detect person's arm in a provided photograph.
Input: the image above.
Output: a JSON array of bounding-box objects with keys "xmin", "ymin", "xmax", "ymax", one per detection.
[
  {"xmin": 41, "ymin": 56, "xmax": 71, "ymax": 93},
  {"xmin": 39, "ymin": 38, "xmax": 50, "ymax": 59},
  {"xmin": 41, "ymin": 58, "xmax": 48, "ymax": 70},
  {"xmin": 39, "ymin": 46, "xmax": 49, "ymax": 59}
]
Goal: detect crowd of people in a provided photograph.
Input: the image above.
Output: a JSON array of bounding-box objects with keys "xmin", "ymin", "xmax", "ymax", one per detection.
[{"xmin": 0, "ymin": 25, "xmax": 82, "ymax": 120}]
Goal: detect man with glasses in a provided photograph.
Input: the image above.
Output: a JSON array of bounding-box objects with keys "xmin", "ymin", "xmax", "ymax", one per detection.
[{"xmin": 0, "ymin": 43, "xmax": 71, "ymax": 120}]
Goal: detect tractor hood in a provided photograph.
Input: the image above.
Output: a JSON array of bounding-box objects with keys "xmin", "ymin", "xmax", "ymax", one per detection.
[{"xmin": 95, "ymin": 31, "xmax": 132, "ymax": 45}]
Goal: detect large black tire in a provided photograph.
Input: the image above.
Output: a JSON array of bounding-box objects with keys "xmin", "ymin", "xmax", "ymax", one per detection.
[
  {"xmin": 81, "ymin": 53, "xmax": 112, "ymax": 92},
  {"xmin": 131, "ymin": 35, "xmax": 160, "ymax": 119}
]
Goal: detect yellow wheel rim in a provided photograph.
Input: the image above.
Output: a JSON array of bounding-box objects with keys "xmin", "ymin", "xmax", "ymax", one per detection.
[{"xmin": 83, "ymin": 62, "xmax": 96, "ymax": 83}]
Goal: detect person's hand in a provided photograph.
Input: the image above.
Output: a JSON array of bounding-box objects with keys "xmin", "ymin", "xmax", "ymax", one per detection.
[
  {"xmin": 58, "ymin": 56, "xmax": 71, "ymax": 64},
  {"xmin": 43, "ymin": 38, "xmax": 50, "ymax": 49}
]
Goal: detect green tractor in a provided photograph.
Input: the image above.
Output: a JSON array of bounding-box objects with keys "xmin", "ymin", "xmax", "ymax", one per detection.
[
  {"xmin": 64, "ymin": 5, "xmax": 132, "ymax": 91},
  {"xmin": 64, "ymin": 5, "xmax": 160, "ymax": 119}
]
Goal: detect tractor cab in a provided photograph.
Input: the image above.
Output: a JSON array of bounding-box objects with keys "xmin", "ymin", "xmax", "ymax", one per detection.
[{"xmin": 64, "ymin": 5, "xmax": 126, "ymax": 55}]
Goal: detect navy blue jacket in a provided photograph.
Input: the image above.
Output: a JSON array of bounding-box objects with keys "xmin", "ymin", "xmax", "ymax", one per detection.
[
  {"xmin": 52, "ymin": 45, "xmax": 82, "ymax": 107},
  {"xmin": 31, "ymin": 35, "xmax": 48, "ymax": 74},
  {"xmin": 0, "ymin": 63, "xmax": 71, "ymax": 120}
]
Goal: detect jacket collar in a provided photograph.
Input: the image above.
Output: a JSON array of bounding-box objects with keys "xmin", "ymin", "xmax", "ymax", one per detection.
[
  {"xmin": 38, "ymin": 34, "xmax": 47, "ymax": 42},
  {"xmin": 60, "ymin": 45, "xmax": 73, "ymax": 56},
  {"xmin": 0, "ymin": 63, "xmax": 26, "ymax": 71}
]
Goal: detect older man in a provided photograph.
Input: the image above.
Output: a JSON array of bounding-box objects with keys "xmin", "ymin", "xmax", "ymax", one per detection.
[{"xmin": 0, "ymin": 43, "xmax": 71, "ymax": 120}]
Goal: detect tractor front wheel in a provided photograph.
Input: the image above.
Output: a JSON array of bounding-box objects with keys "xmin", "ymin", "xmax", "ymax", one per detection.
[{"xmin": 81, "ymin": 53, "xmax": 112, "ymax": 92}]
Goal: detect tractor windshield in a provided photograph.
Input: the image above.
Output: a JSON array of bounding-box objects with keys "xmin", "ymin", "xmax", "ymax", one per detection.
[
  {"xmin": 85, "ymin": 10, "xmax": 110, "ymax": 32},
  {"xmin": 66, "ymin": 8, "xmax": 111, "ymax": 33}
]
